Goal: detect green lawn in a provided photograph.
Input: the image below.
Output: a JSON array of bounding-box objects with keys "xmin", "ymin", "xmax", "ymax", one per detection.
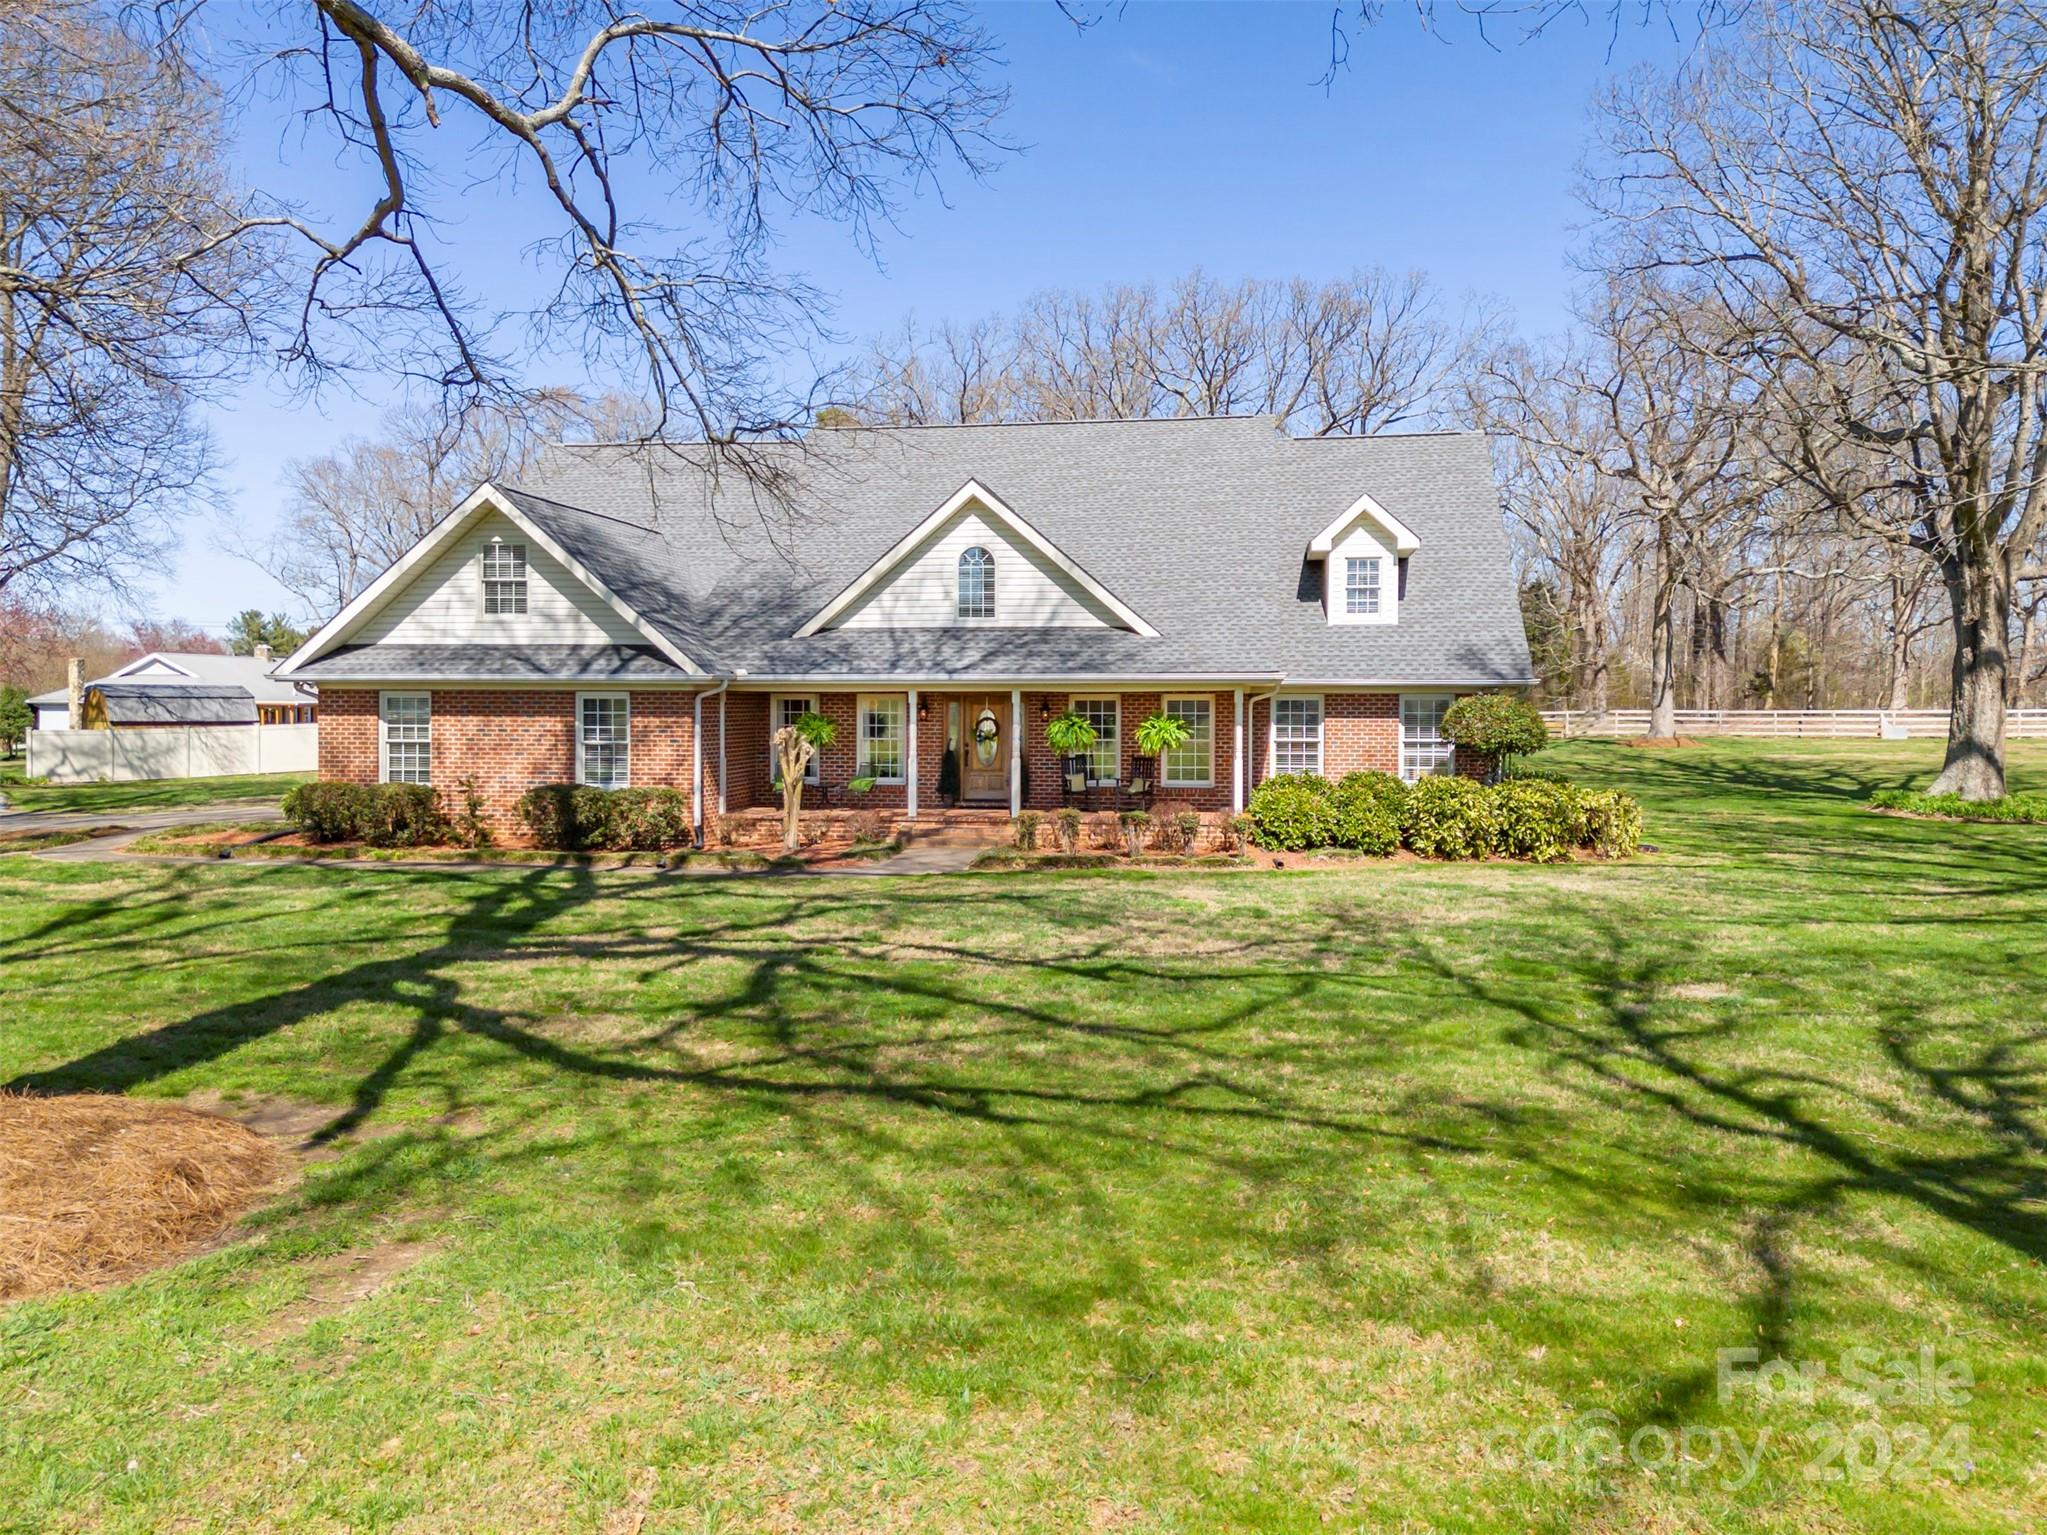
[
  {"xmin": 0, "ymin": 769, "xmax": 310, "ymax": 814},
  {"xmin": 1, "ymin": 739, "xmax": 2042, "ymax": 1533}
]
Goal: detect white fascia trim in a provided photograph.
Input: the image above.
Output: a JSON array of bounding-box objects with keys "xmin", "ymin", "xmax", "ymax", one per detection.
[
  {"xmin": 275, "ymin": 482, "xmax": 703, "ymax": 678},
  {"xmin": 294, "ymin": 676, "xmax": 719, "ymax": 689},
  {"xmin": 792, "ymin": 478, "xmax": 1160, "ymax": 639},
  {"xmin": 726, "ymin": 671, "xmax": 1286, "ymax": 689},
  {"xmin": 106, "ymin": 652, "xmax": 196, "ymax": 681},
  {"xmin": 1307, "ymin": 491, "xmax": 1421, "ymax": 559}
]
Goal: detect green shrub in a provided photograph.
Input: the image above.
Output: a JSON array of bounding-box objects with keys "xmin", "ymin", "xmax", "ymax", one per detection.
[
  {"xmin": 1579, "ymin": 788, "xmax": 1644, "ymax": 858},
  {"xmin": 1400, "ymin": 775, "xmax": 1498, "ymax": 860},
  {"xmin": 1247, "ymin": 773, "xmax": 1337, "ymax": 851},
  {"xmin": 1015, "ymin": 811, "xmax": 1043, "ymax": 850},
  {"xmin": 1054, "ymin": 806, "xmax": 1084, "ymax": 853},
  {"xmin": 1440, "ymin": 693, "xmax": 1550, "ymax": 759},
  {"xmin": 607, "ymin": 788, "xmax": 693, "ymax": 849},
  {"xmin": 1491, "ymin": 779, "xmax": 1586, "ymax": 863},
  {"xmin": 282, "ymin": 781, "xmax": 450, "ymax": 846},
  {"xmin": 357, "ymin": 783, "xmax": 451, "ymax": 848},
  {"xmin": 1328, "ymin": 771, "xmax": 1405, "ymax": 855},
  {"xmin": 1117, "ymin": 809, "xmax": 1151, "ymax": 857},
  {"xmin": 454, "ymin": 777, "xmax": 494, "ymax": 850},
  {"xmin": 282, "ymin": 782, "xmax": 374, "ymax": 843},
  {"xmin": 1869, "ymin": 788, "xmax": 2047, "ymax": 823},
  {"xmin": 518, "ymin": 785, "xmax": 691, "ymax": 850}
]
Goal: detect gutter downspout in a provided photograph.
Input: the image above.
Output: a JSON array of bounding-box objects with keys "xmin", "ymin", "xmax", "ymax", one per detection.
[
  {"xmin": 693, "ymin": 677, "xmax": 730, "ymax": 847},
  {"xmin": 1242, "ymin": 684, "xmax": 1282, "ymax": 808}
]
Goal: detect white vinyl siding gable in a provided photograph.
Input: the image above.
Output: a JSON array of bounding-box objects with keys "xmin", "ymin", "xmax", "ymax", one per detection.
[
  {"xmin": 1324, "ymin": 518, "xmax": 1400, "ymax": 627},
  {"xmin": 834, "ymin": 506, "xmax": 1121, "ymax": 630},
  {"xmin": 355, "ymin": 510, "xmax": 644, "ymax": 647}
]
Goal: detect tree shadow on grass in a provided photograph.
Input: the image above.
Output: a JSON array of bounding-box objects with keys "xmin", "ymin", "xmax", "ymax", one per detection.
[{"xmin": 6, "ymin": 854, "xmax": 2045, "ymax": 1451}]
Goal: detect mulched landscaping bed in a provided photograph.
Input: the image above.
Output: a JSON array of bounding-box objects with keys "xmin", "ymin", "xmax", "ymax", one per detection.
[
  {"xmin": 0, "ymin": 1093, "xmax": 288, "ymax": 1300},
  {"xmin": 128, "ymin": 823, "xmax": 902, "ymax": 871}
]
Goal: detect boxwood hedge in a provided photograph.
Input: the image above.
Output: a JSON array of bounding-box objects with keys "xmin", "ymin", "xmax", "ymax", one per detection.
[{"xmin": 1246, "ymin": 768, "xmax": 1641, "ymax": 862}]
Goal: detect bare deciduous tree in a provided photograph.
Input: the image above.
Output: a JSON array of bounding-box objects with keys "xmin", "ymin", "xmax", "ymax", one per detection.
[
  {"xmin": 845, "ymin": 268, "xmax": 1481, "ymax": 432},
  {"xmin": 0, "ymin": 3, "xmax": 275, "ymax": 601},
  {"xmin": 173, "ymin": 0, "xmax": 1010, "ymax": 462},
  {"xmin": 1596, "ymin": 0, "xmax": 2047, "ymax": 796},
  {"xmin": 251, "ymin": 390, "xmax": 654, "ymax": 618}
]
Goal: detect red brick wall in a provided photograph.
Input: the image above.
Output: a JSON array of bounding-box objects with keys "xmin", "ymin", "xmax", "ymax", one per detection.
[
  {"xmin": 431, "ymin": 689, "xmax": 576, "ymax": 824},
  {"xmin": 316, "ymin": 686, "xmax": 698, "ymax": 834},
  {"xmin": 1325, "ymin": 692, "xmax": 1401, "ymax": 777},
  {"xmin": 318, "ymin": 689, "xmax": 378, "ymax": 783}
]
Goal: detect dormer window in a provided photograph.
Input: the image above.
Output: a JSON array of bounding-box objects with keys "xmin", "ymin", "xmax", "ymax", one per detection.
[
  {"xmin": 1344, "ymin": 557, "xmax": 1381, "ymax": 616},
  {"xmin": 482, "ymin": 540, "xmax": 528, "ymax": 614},
  {"xmin": 957, "ymin": 546, "xmax": 994, "ymax": 619}
]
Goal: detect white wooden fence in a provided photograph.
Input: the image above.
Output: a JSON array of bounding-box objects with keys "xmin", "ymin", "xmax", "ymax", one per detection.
[
  {"xmin": 25, "ymin": 724, "xmax": 318, "ymax": 784},
  {"xmin": 1540, "ymin": 708, "xmax": 2047, "ymax": 740}
]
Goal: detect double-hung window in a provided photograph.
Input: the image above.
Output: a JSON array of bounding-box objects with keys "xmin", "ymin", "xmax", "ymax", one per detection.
[
  {"xmin": 772, "ymin": 695, "xmax": 821, "ymax": 784},
  {"xmin": 1400, "ymin": 694, "xmax": 1455, "ymax": 782},
  {"xmin": 482, "ymin": 540, "xmax": 528, "ymax": 614},
  {"xmin": 1272, "ymin": 695, "xmax": 1324, "ymax": 777},
  {"xmin": 1344, "ymin": 557, "xmax": 1381, "ymax": 616},
  {"xmin": 380, "ymin": 692, "xmax": 432, "ymax": 785},
  {"xmin": 1161, "ymin": 695, "xmax": 1213, "ymax": 787},
  {"xmin": 577, "ymin": 692, "xmax": 630, "ymax": 789},
  {"xmin": 1073, "ymin": 696, "xmax": 1120, "ymax": 785},
  {"xmin": 857, "ymin": 694, "xmax": 906, "ymax": 782}
]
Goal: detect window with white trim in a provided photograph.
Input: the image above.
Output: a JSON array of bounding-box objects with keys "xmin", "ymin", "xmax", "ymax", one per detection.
[
  {"xmin": 957, "ymin": 546, "xmax": 994, "ymax": 619},
  {"xmin": 1161, "ymin": 695, "xmax": 1212, "ymax": 787},
  {"xmin": 857, "ymin": 694, "xmax": 906, "ymax": 781},
  {"xmin": 772, "ymin": 695, "xmax": 821, "ymax": 784},
  {"xmin": 1400, "ymin": 694, "xmax": 1455, "ymax": 782},
  {"xmin": 380, "ymin": 692, "xmax": 431, "ymax": 784},
  {"xmin": 1072, "ymin": 696, "xmax": 1119, "ymax": 785},
  {"xmin": 1344, "ymin": 557, "xmax": 1381, "ymax": 616},
  {"xmin": 481, "ymin": 540, "xmax": 528, "ymax": 614},
  {"xmin": 577, "ymin": 693, "xmax": 630, "ymax": 788},
  {"xmin": 1272, "ymin": 695, "xmax": 1324, "ymax": 776}
]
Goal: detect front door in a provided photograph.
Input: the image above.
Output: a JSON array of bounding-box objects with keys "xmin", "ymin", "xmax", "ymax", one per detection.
[{"xmin": 962, "ymin": 695, "xmax": 1010, "ymax": 803}]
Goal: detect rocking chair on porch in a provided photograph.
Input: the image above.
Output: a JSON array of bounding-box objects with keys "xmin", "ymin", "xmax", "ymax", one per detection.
[{"xmin": 1120, "ymin": 755, "xmax": 1156, "ymax": 810}]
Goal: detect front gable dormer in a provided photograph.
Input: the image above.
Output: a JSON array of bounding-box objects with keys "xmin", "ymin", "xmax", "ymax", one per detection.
[
  {"xmin": 797, "ymin": 480, "xmax": 1157, "ymax": 637},
  {"xmin": 1307, "ymin": 491, "xmax": 1419, "ymax": 627}
]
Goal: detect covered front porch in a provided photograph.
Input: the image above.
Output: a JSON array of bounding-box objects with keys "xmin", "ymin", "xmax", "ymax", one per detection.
[{"xmin": 709, "ymin": 686, "xmax": 1260, "ymax": 821}]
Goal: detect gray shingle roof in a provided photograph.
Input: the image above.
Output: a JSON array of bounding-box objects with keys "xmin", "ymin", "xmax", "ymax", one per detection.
[
  {"xmin": 293, "ymin": 643, "xmax": 690, "ymax": 682},
  {"xmin": 93, "ymin": 683, "xmax": 256, "ymax": 725},
  {"xmin": 371, "ymin": 418, "xmax": 1533, "ymax": 686}
]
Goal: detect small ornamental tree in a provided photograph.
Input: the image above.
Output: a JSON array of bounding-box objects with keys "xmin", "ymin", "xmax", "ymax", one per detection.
[
  {"xmin": 772, "ymin": 711, "xmax": 837, "ymax": 851},
  {"xmin": 1439, "ymin": 694, "xmax": 1549, "ymax": 781}
]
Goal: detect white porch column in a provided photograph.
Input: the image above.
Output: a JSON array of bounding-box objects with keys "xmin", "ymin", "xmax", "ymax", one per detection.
[
  {"xmin": 1009, "ymin": 687, "xmax": 1022, "ymax": 816},
  {"xmin": 717, "ymin": 690, "xmax": 728, "ymax": 814},
  {"xmin": 1232, "ymin": 688, "xmax": 1245, "ymax": 813},
  {"xmin": 907, "ymin": 689, "xmax": 919, "ymax": 819}
]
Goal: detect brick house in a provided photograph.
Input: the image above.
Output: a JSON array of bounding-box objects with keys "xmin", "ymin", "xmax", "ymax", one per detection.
[{"xmin": 277, "ymin": 418, "xmax": 1533, "ymax": 837}]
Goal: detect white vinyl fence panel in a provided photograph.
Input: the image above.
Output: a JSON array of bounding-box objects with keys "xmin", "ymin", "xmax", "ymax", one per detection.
[
  {"xmin": 25, "ymin": 724, "xmax": 318, "ymax": 784},
  {"xmin": 1541, "ymin": 708, "xmax": 2047, "ymax": 740}
]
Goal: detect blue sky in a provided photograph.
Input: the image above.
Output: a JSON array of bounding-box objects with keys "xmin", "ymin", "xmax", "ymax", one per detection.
[{"xmin": 164, "ymin": 2, "xmax": 1683, "ymax": 629}]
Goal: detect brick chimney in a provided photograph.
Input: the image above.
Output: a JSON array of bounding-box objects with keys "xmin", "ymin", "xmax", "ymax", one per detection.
[{"xmin": 66, "ymin": 657, "xmax": 84, "ymax": 727}]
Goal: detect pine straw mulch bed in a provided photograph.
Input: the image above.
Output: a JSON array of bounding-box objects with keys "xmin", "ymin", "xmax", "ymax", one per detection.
[
  {"xmin": 0, "ymin": 1092, "xmax": 290, "ymax": 1301},
  {"xmin": 127, "ymin": 824, "xmax": 902, "ymax": 871}
]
